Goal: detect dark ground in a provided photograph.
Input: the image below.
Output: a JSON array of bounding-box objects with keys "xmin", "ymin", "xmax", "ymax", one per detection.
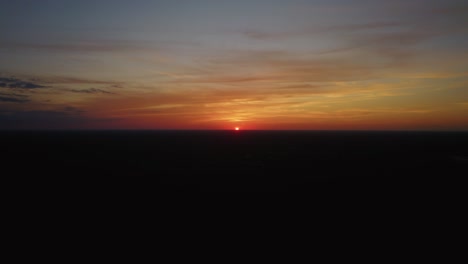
[{"xmin": 2, "ymin": 130, "xmax": 467, "ymax": 193}]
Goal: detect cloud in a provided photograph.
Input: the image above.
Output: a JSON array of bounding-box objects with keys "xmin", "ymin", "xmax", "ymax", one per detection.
[
  {"xmin": 69, "ymin": 88, "xmax": 114, "ymax": 94},
  {"xmin": 0, "ymin": 91, "xmax": 28, "ymax": 97},
  {"xmin": 41, "ymin": 76, "xmax": 120, "ymax": 86},
  {"xmin": 242, "ymin": 0, "xmax": 468, "ymax": 58},
  {"xmin": 242, "ymin": 21, "xmax": 402, "ymax": 40},
  {"xmin": 0, "ymin": 96, "xmax": 29, "ymax": 103},
  {"xmin": 0, "ymin": 77, "xmax": 45, "ymax": 89},
  {"xmin": 170, "ymin": 50, "xmax": 384, "ymax": 85},
  {"xmin": 0, "ymin": 91, "xmax": 30, "ymax": 103},
  {"xmin": 0, "ymin": 40, "xmax": 155, "ymax": 54}
]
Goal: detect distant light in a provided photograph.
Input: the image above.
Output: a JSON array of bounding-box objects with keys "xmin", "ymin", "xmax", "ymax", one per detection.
[{"xmin": 235, "ymin": 127, "xmax": 240, "ymax": 131}]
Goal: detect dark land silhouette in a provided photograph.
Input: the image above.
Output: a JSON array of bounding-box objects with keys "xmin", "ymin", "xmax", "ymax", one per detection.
[{"xmin": 2, "ymin": 130, "xmax": 467, "ymax": 192}]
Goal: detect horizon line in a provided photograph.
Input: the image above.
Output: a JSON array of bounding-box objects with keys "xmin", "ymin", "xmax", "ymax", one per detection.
[{"xmin": 1, "ymin": 129, "xmax": 468, "ymax": 132}]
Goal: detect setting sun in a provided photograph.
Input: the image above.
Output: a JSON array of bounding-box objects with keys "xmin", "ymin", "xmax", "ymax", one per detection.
[{"xmin": 235, "ymin": 127, "xmax": 240, "ymax": 131}]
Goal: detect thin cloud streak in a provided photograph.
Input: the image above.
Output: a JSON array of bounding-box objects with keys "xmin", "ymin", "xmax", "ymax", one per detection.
[
  {"xmin": 69, "ymin": 88, "xmax": 114, "ymax": 94},
  {"xmin": 0, "ymin": 40, "xmax": 158, "ymax": 54},
  {"xmin": 0, "ymin": 77, "xmax": 45, "ymax": 89},
  {"xmin": 0, "ymin": 96, "xmax": 29, "ymax": 103}
]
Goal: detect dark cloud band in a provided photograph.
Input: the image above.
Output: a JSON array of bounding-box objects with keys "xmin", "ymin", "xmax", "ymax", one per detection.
[
  {"xmin": 0, "ymin": 77, "xmax": 45, "ymax": 89},
  {"xmin": 0, "ymin": 96, "xmax": 29, "ymax": 103}
]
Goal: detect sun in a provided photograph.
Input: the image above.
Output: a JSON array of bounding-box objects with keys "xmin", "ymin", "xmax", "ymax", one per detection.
[{"xmin": 235, "ymin": 127, "xmax": 240, "ymax": 131}]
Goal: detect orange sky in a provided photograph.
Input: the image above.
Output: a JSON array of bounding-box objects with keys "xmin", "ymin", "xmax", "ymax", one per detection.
[{"xmin": 1, "ymin": 0, "xmax": 467, "ymax": 130}]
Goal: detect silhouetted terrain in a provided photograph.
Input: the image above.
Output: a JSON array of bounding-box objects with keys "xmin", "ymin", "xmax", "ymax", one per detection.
[{"xmin": 2, "ymin": 130, "xmax": 467, "ymax": 192}]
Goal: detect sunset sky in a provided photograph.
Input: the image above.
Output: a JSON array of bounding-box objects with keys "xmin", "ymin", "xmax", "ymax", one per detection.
[{"xmin": 1, "ymin": 0, "xmax": 467, "ymax": 130}]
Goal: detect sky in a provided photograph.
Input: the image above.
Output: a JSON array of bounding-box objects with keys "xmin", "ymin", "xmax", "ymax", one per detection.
[{"xmin": 0, "ymin": 0, "xmax": 467, "ymax": 130}]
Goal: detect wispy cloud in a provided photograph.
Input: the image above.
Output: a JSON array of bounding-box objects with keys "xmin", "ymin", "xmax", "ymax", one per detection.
[
  {"xmin": 0, "ymin": 40, "xmax": 156, "ymax": 54},
  {"xmin": 40, "ymin": 76, "xmax": 121, "ymax": 86},
  {"xmin": 0, "ymin": 77, "xmax": 45, "ymax": 89},
  {"xmin": 242, "ymin": 0, "xmax": 468, "ymax": 58},
  {"xmin": 167, "ymin": 50, "xmax": 387, "ymax": 85},
  {"xmin": 242, "ymin": 21, "xmax": 402, "ymax": 40},
  {"xmin": 69, "ymin": 88, "xmax": 114, "ymax": 94},
  {"xmin": 0, "ymin": 91, "xmax": 29, "ymax": 98},
  {"xmin": 0, "ymin": 96, "xmax": 29, "ymax": 103}
]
